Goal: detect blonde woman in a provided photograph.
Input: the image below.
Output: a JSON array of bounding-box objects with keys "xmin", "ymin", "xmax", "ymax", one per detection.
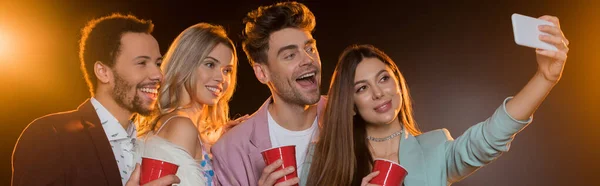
[{"xmin": 136, "ymin": 23, "xmax": 241, "ymax": 186}]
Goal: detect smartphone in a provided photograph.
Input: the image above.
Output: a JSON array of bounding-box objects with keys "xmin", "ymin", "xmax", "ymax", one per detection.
[{"xmin": 511, "ymin": 13, "xmax": 558, "ymax": 51}]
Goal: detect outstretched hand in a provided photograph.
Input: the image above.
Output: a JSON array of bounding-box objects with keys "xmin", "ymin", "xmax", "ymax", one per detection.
[{"xmin": 535, "ymin": 15, "xmax": 569, "ymax": 84}]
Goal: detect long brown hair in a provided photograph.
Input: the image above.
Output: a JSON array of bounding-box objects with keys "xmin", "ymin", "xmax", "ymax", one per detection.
[
  {"xmin": 307, "ymin": 44, "xmax": 420, "ymax": 186},
  {"xmin": 138, "ymin": 23, "xmax": 237, "ymax": 145}
]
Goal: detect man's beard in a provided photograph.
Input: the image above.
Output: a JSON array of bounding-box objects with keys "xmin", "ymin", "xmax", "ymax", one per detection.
[
  {"xmin": 112, "ymin": 72, "xmax": 152, "ymax": 116},
  {"xmin": 270, "ymin": 71, "xmax": 320, "ymax": 106}
]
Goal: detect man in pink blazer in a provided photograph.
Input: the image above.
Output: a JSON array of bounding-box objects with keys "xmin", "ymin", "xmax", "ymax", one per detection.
[{"xmin": 211, "ymin": 2, "xmax": 325, "ymax": 186}]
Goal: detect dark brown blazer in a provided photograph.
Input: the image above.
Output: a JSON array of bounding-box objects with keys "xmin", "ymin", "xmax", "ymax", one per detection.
[{"xmin": 12, "ymin": 99, "xmax": 122, "ymax": 186}]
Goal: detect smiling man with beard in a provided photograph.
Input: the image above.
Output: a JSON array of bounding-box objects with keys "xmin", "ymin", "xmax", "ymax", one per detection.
[{"xmin": 12, "ymin": 13, "xmax": 178, "ymax": 186}]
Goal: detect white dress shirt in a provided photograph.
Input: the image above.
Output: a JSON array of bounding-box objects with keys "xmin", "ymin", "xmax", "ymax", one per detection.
[{"xmin": 90, "ymin": 98, "xmax": 136, "ymax": 185}]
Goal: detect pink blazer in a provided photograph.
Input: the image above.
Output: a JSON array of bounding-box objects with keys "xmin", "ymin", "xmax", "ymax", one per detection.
[{"xmin": 211, "ymin": 96, "xmax": 326, "ymax": 186}]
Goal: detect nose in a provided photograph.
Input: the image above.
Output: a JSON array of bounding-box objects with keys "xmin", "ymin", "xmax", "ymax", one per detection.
[
  {"xmin": 372, "ymin": 85, "xmax": 384, "ymax": 100},
  {"xmin": 149, "ymin": 63, "xmax": 163, "ymax": 83},
  {"xmin": 214, "ymin": 68, "xmax": 225, "ymax": 83},
  {"xmin": 298, "ymin": 49, "xmax": 316, "ymax": 67}
]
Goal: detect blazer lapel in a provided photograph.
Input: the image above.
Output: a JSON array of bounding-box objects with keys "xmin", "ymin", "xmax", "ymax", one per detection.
[
  {"xmin": 79, "ymin": 99, "xmax": 122, "ymax": 186},
  {"xmin": 248, "ymin": 97, "xmax": 274, "ymax": 181},
  {"xmin": 399, "ymin": 128, "xmax": 428, "ymax": 186}
]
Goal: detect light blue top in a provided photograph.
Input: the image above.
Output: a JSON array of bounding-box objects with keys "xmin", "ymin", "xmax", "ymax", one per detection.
[{"xmin": 299, "ymin": 97, "xmax": 532, "ymax": 186}]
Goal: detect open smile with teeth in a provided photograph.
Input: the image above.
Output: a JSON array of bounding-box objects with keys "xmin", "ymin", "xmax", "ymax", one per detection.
[
  {"xmin": 139, "ymin": 87, "xmax": 159, "ymax": 99},
  {"xmin": 206, "ymin": 86, "xmax": 222, "ymax": 96},
  {"xmin": 296, "ymin": 72, "xmax": 317, "ymax": 86},
  {"xmin": 298, "ymin": 72, "xmax": 316, "ymax": 79}
]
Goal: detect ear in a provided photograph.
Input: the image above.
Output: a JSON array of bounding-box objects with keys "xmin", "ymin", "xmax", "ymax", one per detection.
[
  {"xmin": 94, "ymin": 61, "xmax": 113, "ymax": 84},
  {"xmin": 252, "ymin": 63, "xmax": 270, "ymax": 84}
]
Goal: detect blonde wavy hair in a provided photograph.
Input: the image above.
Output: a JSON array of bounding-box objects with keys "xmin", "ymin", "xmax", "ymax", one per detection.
[{"xmin": 138, "ymin": 23, "xmax": 237, "ymax": 145}]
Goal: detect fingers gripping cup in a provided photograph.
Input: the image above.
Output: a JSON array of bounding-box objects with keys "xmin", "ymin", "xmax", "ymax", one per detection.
[
  {"xmin": 140, "ymin": 157, "xmax": 179, "ymax": 185},
  {"xmin": 261, "ymin": 145, "xmax": 298, "ymax": 185},
  {"xmin": 369, "ymin": 159, "xmax": 408, "ymax": 186}
]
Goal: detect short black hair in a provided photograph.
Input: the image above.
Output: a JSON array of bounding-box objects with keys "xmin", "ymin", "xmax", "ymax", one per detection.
[
  {"xmin": 241, "ymin": 1, "xmax": 316, "ymax": 66},
  {"xmin": 79, "ymin": 13, "xmax": 154, "ymax": 95}
]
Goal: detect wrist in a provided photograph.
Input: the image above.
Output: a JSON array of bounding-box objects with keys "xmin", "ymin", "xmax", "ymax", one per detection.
[{"xmin": 534, "ymin": 71, "xmax": 559, "ymax": 86}]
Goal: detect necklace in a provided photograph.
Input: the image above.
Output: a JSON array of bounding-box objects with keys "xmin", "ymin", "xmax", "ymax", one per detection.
[{"xmin": 367, "ymin": 130, "xmax": 403, "ymax": 142}]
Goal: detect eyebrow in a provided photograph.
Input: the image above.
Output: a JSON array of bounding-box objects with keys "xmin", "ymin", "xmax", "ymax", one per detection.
[
  {"xmin": 353, "ymin": 69, "xmax": 387, "ymax": 86},
  {"xmin": 133, "ymin": 56, "xmax": 150, "ymax": 60},
  {"xmin": 306, "ymin": 38, "xmax": 316, "ymax": 46},
  {"xmin": 204, "ymin": 56, "xmax": 221, "ymax": 64},
  {"xmin": 276, "ymin": 38, "xmax": 317, "ymax": 56},
  {"xmin": 133, "ymin": 56, "xmax": 163, "ymax": 62}
]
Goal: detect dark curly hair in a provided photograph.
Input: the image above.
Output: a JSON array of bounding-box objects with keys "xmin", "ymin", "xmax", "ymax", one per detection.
[{"xmin": 241, "ymin": 1, "xmax": 316, "ymax": 66}]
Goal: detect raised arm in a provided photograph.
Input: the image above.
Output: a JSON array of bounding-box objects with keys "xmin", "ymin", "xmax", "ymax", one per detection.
[
  {"xmin": 506, "ymin": 15, "xmax": 569, "ymax": 120},
  {"xmin": 445, "ymin": 15, "xmax": 569, "ymax": 183}
]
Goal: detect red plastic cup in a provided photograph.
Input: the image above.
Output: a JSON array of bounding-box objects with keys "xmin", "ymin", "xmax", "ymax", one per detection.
[
  {"xmin": 140, "ymin": 157, "xmax": 179, "ymax": 185},
  {"xmin": 369, "ymin": 158, "xmax": 408, "ymax": 186},
  {"xmin": 261, "ymin": 145, "xmax": 298, "ymax": 185}
]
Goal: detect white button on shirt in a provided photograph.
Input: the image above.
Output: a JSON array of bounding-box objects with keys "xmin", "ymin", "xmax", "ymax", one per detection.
[{"xmin": 90, "ymin": 98, "xmax": 136, "ymax": 185}]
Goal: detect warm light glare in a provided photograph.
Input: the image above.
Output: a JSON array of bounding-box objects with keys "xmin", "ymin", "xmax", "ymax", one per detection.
[
  {"xmin": 0, "ymin": 29, "xmax": 7, "ymax": 60},
  {"xmin": 0, "ymin": 28, "xmax": 15, "ymax": 63}
]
